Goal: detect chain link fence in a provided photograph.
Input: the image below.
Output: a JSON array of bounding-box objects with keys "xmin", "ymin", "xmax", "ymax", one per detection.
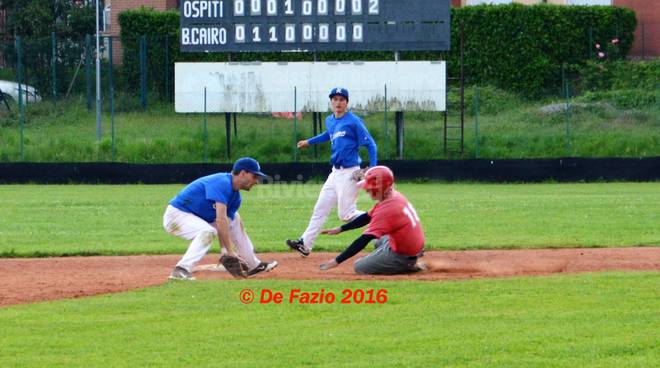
[{"xmin": 0, "ymin": 33, "xmax": 658, "ymax": 163}]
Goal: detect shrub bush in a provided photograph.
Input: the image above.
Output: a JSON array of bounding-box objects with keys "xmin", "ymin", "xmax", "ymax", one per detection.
[
  {"xmin": 119, "ymin": 4, "xmax": 636, "ymax": 98},
  {"xmin": 577, "ymin": 60, "xmax": 660, "ymax": 92},
  {"xmin": 577, "ymin": 89, "xmax": 657, "ymax": 109}
]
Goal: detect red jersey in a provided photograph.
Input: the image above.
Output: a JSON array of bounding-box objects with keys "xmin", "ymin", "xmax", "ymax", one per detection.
[{"xmin": 364, "ymin": 190, "xmax": 425, "ymax": 256}]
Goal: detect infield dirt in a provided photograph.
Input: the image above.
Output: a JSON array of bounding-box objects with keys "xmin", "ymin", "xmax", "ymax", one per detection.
[{"xmin": 1, "ymin": 247, "xmax": 658, "ymax": 307}]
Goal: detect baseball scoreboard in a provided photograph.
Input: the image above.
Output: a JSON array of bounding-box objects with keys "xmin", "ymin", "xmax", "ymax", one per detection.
[{"xmin": 180, "ymin": 0, "xmax": 451, "ymax": 52}]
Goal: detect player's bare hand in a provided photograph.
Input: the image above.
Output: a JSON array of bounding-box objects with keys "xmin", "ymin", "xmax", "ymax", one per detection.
[
  {"xmin": 321, "ymin": 227, "xmax": 342, "ymax": 235},
  {"xmin": 319, "ymin": 259, "xmax": 338, "ymax": 271},
  {"xmin": 297, "ymin": 140, "xmax": 310, "ymax": 149}
]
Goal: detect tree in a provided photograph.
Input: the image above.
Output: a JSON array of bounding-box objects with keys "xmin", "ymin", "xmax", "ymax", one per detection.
[
  {"xmin": 1, "ymin": 0, "xmax": 95, "ymax": 38},
  {"xmin": 0, "ymin": 1, "xmax": 98, "ymax": 98}
]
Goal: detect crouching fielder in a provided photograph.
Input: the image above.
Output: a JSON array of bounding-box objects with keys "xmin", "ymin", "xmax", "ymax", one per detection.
[
  {"xmin": 319, "ymin": 166, "xmax": 426, "ymax": 275},
  {"xmin": 163, "ymin": 157, "xmax": 278, "ymax": 280}
]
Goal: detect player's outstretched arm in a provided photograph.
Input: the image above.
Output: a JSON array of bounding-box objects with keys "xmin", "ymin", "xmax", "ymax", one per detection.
[
  {"xmin": 320, "ymin": 213, "xmax": 371, "ymax": 237},
  {"xmin": 321, "ymin": 227, "xmax": 342, "ymax": 235},
  {"xmin": 213, "ymin": 202, "xmax": 235, "ymax": 256},
  {"xmin": 341, "ymin": 212, "xmax": 372, "ymax": 229},
  {"xmin": 306, "ymin": 130, "xmax": 330, "ymax": 146},
  {"xmin": 319, "ymin": 259, "xmax": 338, "ymax": 270},
  {"xmin": 319, "ymin": 233, "xmax": 376, "ymax": 271}
]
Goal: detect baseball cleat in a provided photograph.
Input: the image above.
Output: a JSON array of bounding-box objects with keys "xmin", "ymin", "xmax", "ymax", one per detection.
[
  {"xmin": 247, "ymin": 260, "xmax": 279, "ymax": 276},
  {"xmin": 286, "ymin": 238, "xmax": 311, "ymax": 257},
  {"xmin": 169, "ymin": 266, "xmax": 196, "ymax": 280}
]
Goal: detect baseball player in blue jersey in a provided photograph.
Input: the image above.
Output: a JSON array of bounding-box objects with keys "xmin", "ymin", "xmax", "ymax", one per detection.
[
  {"xmin": 286, "ymin": 87, "xmax": 377, "ymax": 256},
  {"xmin": 164, "ymin": 157, "xmax": 278, "ymax": 280}
]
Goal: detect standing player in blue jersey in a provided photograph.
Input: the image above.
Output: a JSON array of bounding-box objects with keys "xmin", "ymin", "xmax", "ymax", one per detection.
[
  {"xmin": 163, "ymin": 157, "xmax": 278, "ymax": 280},
  {"xmin": 286, "ymin": 87, "xmax": 378, "ymax": 256}
]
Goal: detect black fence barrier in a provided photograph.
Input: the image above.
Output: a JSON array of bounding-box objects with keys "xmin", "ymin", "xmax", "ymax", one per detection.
[{"xmin": 1, "ymin": 158, "xmax": 659, "ymax": 184}]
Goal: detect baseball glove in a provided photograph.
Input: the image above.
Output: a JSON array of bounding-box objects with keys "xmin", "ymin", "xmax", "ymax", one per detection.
[
  {"xmin": 219, "ymin": 254, "xmax": 249, "ymax": 278},
  {"xmin": 351, "ymin": 168, "xmax": 367, "ymax": 182}
]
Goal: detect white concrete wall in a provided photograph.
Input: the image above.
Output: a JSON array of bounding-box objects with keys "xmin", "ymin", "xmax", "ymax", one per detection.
[{"xmin": 175, "ymin": 61, "xmax": 446, "ymax": 112}]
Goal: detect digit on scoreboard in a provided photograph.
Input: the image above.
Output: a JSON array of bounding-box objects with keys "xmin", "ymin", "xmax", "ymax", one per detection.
[
  {"xmin": 235, "ymin": 23, "xmax": 246, "ymax": 43},
  {"xmin": 335, "ymin": 0, "xmax": 346, "ymax": 15},
  {"xmin": 336, "ymin": 23, "xmax": 347, "ymax": 42},
  {"xmin": 318, "ymin": 23, "xmax": 329, "ymax": 42},
  {"xmin": 250, "ymin": 0, "xmax": 261, "ymax": 15},
  {"xmin": 317, "ymin": 0, "xmax": 328, "ymax": 15},
  {"xmin": 368, "ymin": 0, "xmax": 379, "ymax": 15},
  {"xmin": 266, "ymin": 0, "xmax": 277, "ymax": 15},
  {"xmin": 284, "ymin": 23, "xmax": 296, "ymax": 42},
  {"xmin": 302, "ymin": 0, "xmax": 313, "ymax": 15},
  {"xmin": 234, "ymin": 0, "xmax": 244, "ymax": 16},
  {"xmin": 251, "ymin": 24, "xmax": 263, "ymax": 42},
  {"xmin": 302, "ymin": 23, "xmax": 314, "ymax": 42},
  {"xmin": 352, "ymin": 23, "xmax": 363, "ymax": 42},
  {"xmin": 351, "ymin": 0, "xmax": 362, "ymax": 15},
  {"xmin": 284, "ymin": 0, "xmax": 294, "ymax": 15},
  {"xmin": 268, "ymin": 24, "xmax": 279, "ymax": 42}
]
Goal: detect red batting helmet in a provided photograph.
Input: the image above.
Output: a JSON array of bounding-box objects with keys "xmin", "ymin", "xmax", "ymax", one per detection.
[{"xmin": 358, "ymin": 166, "xmax": 394, "ymax": 193}]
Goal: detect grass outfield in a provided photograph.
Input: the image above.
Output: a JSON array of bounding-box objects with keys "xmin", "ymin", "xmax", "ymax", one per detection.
[
  {"xmin": 1, "ymin": 272, "xmax": 658, "ymax": 367},
  {"xmin": 0, "ymin": 182, "xmax": 658, "ymax": 256},
  {"xmin": 1, "ymin": 94, "xmax": 659, "ymax": 162}
]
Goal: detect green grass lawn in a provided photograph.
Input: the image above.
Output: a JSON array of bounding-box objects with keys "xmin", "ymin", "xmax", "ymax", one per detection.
[
  {"xmin": 1, "ymin": 272, "xmax": 657, "ymax": 367},
  {"xmin": 1, "ymin": 90, "xmax": 659, "ymax": 162},
  {"xmin": 0, "ymin": 182, "xmax": 658, "ymax": 257}
]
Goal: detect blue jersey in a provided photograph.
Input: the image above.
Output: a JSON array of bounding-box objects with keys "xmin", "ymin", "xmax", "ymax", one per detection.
[
  {"xmin": 308, "ymin": 111, "xmax": 377, "ymax": 168},
  {"xmin": 169, "ymin": 173, "xmax": 241, "ymax": 223}
]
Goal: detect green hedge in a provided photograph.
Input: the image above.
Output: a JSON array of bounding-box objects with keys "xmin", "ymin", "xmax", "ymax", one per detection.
[
  {"xmin": 574, "ymin": 59, "xmax": 660, "ymax": 109},
  {"xmin": 577, "ymin": 60, "xmax": 660, "ymax": 91},
  {"xmin": 118, "ymin": 4, "xmax": 636, "ymax": 97},
  {"xmin": 454, "ymin": 4, "xmax": 635, "ymax": 96}
]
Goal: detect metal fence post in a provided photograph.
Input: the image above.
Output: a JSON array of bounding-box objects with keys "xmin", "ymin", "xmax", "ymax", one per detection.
[
  {"xmin": 203, "ymin": 87, "xmax": 208, "ymax": 163},
  {"xmin": 108, "ymin": 36, "xmax": 116, "ymax": 161},
  {"xmin": 225, "ymin": 112, "xmax": 231, "ymax": 160},
  {"xmin": 312, "ymin": 112, "xmax": 318, "ymax": 160},
  {"xmin": 395, "ymin": 111, "xmax": 404, "ymax": 159},
  {"xmin": 164, "ymin": 35, "xmax": 170, "ymax": 102},
  {"xmin": 474, "ymin": 85, "xmax": 480, "ymax": 159},
  {"xmin": 233, "ymin": 113, "xmax": 237, "ymax": 138},
  {"xmin": 16, "ymin": 36, "xmax": 24, "ymax": 161},
  {"xmin": 383, "ymin": 84, "xmax": 388, "ymax": 160},
  {"xmin": 51, "ymin": 32, "xmax": 57, "ymax": 100},
  {"xmin": 85, "ymin": 34, "xmax": 92, "ymax": 111},
  {"xmin": 563, "ymin": 67, "xmax": 572, "ymax": 157},
  {"xmin": 95, "ymin": 26, "xmax": 102, "ymax": 142},
  {"xmin": 140, "ymin": 35, "xmax": 147, "ymax": 110},
  {"xmin": 293, "ymin": 86, "xmax": 298, "ymax": 162}
]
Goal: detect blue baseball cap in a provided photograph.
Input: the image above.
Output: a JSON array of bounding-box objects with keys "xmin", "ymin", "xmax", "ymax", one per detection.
[
  {"xmin": 329, "ymin": 87, "xmax": 349, "ymax": 101},
  {"xmin": 233, "ymin": 157, "xmax": 267, "ymax": 177}
]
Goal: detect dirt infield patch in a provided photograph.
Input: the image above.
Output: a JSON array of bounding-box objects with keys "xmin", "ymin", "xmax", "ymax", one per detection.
[{"xmin": 1, "ymin": 247, "xmax": 658, "ymax": 307}]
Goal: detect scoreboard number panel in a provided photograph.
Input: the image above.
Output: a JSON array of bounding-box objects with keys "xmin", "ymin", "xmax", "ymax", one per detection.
[{"xmin": 180, "ymin": 0, "xmax": 450, "ymax": 52}]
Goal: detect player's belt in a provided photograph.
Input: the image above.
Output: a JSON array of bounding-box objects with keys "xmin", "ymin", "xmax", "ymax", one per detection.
[{"xmin": 406, "ymin": 250, "xmax": 425, "ymax": 260}]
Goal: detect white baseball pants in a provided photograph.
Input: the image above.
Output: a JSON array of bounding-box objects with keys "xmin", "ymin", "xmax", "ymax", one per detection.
[
  {"xmin": 163, "ymin": 205, "xmax": 260, "ymax": 272},
  {"xmin": 301, "ymin": 166, "xmax": 365, "ymax": 249}
]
